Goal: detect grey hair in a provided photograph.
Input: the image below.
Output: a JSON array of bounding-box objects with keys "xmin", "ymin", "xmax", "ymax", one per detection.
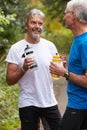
[
  {"xmin": 66, "ymin": 0, "xmax": 87, "ymax": 24},
  {"xmin": 24, "ymin": 8, "xmax": 45, "ymax": 28}
]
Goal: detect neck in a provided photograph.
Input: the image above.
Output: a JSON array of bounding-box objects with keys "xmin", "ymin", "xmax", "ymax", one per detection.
[
  {"xmin": 72, "ymin": 22, "xmax": 87, "ymax": 36},
  {"xmin": 25, "ymin": 35, "xmax": 40, "ymax": 44}
]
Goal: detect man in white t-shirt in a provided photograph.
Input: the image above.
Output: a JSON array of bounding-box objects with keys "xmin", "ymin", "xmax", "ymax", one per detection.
[{"xmin": 6, "ymin": 8, "xmax": 61, "ymax": 130}]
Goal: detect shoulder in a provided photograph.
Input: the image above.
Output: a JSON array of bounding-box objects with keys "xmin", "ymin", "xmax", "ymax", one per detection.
[
  {"xmin": 8, "ymin": 39, "xmax": 27, "ymax": 54},
  {"xmin": 40, "ymin": 38, "xmax": 58, "ymax": 54},
  {"xmin": 40, "ymin": 38, "xmax": 54, "ymax": 44},
  {"xmin": 11, "ymin": 39, "xmax": 25, "ymax": 49},
  {"xmin": 40, "ymin": 38, "xmax": 56, "ymax": 47}
]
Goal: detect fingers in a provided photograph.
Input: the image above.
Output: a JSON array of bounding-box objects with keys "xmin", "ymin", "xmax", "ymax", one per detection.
[
  {"xmin": 23, "ymin": 57, "xmax": 35, "ymax": 70},
  {"xmin": 49, "ymin": 61, "xmax": 64, "ymax": 76},
  {"xmin": 49, "ymin": 62, "xmax": 57, "ymax": 74},
  {"xmin": 62, "ymin": 60, "xmax": 67, "ymax": 68}
]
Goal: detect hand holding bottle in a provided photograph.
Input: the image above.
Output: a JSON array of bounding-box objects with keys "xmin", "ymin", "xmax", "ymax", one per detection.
[
  {"xmin": 22, "ymin": 45, "xmax": 38, "ymax": 72},
  {"xmin": 50, "ymin": 53, "xmax": 63, "ymax": 79}
]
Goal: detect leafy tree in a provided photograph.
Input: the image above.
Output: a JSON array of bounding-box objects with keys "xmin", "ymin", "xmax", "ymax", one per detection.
[
  {"xmin": 0, "ymin": 0, "xmax": 30, "ymax": 56},
  {"xmin": 40, "ymin": 0, "xmax": 69, "ymax": 21},
  {"xmin": 40, "ymin": 0, "xmax": 73, "ymax": 54},
  {"xmin": 0, "ymin": 8, "xmax": 17, "ymax": 56}
]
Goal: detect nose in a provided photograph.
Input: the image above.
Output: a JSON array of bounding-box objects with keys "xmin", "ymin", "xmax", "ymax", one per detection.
[{"xmin": 35, "ymin": 23, "xmax": 40, "ymax": 28}]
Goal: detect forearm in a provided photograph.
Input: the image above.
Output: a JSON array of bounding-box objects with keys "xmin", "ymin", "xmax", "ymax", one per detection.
[
  {"xmin": 6, "ymin": 67, "xmax": 25, "ymax": 85},
  {"xmin": 49, "ymin": 62, "xmax": 87, "ymax": 88},
  {"xmin": 68, "ymin": 72, "xmax": 87, "ymax": 88}
]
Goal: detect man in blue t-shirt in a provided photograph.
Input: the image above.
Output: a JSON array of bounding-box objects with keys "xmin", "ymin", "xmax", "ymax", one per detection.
[{"xmin": 49, "ymin": 0, "xmax": 87, "ymax": 130}]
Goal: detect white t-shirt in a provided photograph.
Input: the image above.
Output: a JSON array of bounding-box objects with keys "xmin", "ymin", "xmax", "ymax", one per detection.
[{"xmin": 6, "ymin": 38, "xmax": 58, "ymax": 108}]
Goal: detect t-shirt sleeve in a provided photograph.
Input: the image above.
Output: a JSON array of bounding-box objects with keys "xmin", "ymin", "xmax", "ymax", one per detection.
[
  {"xmin": 48, "ymin": 41, "xmax": 58, "ymax": 56},
  {"xmin": 5, "ymin": 46, "xmax": 19, "ymax": 65}
]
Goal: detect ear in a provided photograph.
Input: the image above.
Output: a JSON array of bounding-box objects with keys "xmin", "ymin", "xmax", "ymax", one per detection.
[{"xmin": 72, "ymin": 12, "xmax": 77, "ymax": 20}]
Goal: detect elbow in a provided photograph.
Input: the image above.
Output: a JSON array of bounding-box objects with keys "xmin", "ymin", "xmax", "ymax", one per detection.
[
  {"xmin": 6, "ymin": 77, "xmax": 15, "ymax": 86},
  {"xmin": 7, "ymin": 82, "xmax": 13, "ymax": 86},
  {"xmin": 6, "ymin": 80, "xmax": 13, "ymax": 86}
]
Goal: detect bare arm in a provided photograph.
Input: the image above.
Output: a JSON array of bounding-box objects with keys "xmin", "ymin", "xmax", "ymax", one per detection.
[
  {"xmin": 68, "ymin": 71, "xmax": 87, "ymax": 88},
  {"xmin": 49, "ymin": 62, "xmax": 87, "ymax": 88},
  {"xmin": 6, "ymin": 63, "xmax": 25, "ymax": 85},
  {"xmin": 6, "ymin": 57, "xmax": 35, "ymax": 85}
]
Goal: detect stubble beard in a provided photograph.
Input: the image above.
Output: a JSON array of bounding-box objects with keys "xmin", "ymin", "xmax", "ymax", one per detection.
[{"xmin": 32, "ymin": 34, "xmax": 40, "ymax": 41}]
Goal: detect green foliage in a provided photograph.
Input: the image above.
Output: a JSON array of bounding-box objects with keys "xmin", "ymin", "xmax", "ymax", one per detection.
[
  {"xmin": 53, "ymin": 28, "xmax": 73, "ymax": 54},
  {"xmin": 0, "ymin": 61, "xmax": 20, "ymax": 130},
  {"xmin": 42, "ymin": 18, "xmax": 73, "ymax": 54},
  {"xmin": 0, "ymin": 85, "xmax": 20, "ymax": 130},
  {"xmin": 43, "ymin": 31, "xmax": 73, "ymax": 54},
  {"xmin": 0, "ymin": 8, "xmax": 18, "ymax": 55},
  {"xmin": 40, "ymin": 0, "xmax": 69, "ymax": 21},
  {"xmin": 0, "ymin": 9, "xmax": 9, "ymax": 32},
  {"xmin": 0, "ymin": 84, "xmax": 20, "ymax": 130},
  {"xmin": 38, "ymin": 0, "xmax": 73, "ymax": 55},
  {"xmin": 0, "ymin": 0, "xmax": 29, "ymax": 55}
]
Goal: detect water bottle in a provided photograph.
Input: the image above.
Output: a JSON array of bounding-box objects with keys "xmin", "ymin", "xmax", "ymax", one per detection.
[
  {"xmin": 51, "ymin": 53, "xmax": 62, "ymax": 79},
  {"xmin": 24, "ymin": 45, "xmax": 38, "ymax": 71}
]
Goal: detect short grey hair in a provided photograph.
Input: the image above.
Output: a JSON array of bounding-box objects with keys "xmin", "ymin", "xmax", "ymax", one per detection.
[
  {"xmin": 66, "ymin": 0, "xmax": 87, "ymax": 24},
  {"xmin": 24, "ymin": 8, "xmax": 45, "ymax": 28},
  {"xmin": 28, "ymin": 8, "xmax": 45, "ymax": 19}
]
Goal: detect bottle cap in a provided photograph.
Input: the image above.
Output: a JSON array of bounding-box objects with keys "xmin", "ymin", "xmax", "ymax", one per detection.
[{"xmin": 53, "ymin": 53, "xmax": 60, "ymax": 58}]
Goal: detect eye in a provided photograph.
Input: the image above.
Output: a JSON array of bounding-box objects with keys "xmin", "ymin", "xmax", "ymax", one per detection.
[
  {"xmin": 38, "ymin": 22, "xmax": 43, "ymax": 26},
  {"xmin": 31, "ymin": 21, "xmax": 36, "ymax": 25}
]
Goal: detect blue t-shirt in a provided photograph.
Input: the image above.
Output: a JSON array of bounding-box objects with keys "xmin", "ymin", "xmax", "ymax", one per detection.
[{"xmin": 67, "ymin": 32, "xmax": 87, "ymax": 110}]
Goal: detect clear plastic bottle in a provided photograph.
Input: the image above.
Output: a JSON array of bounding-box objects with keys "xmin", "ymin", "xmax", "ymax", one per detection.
[
  {"xmin": 51, "ymin": 53, "xmax": 62, "ymax": 79},
  {"xmin": 24, "ymin": 45, "xmax": 38, "ymax": 71}
]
